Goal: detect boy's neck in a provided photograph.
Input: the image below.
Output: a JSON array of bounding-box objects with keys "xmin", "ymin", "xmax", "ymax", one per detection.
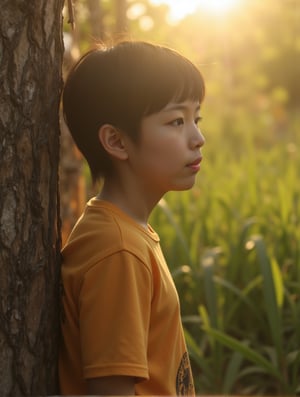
[{"xmin": 97, "ymin": 179, "xmax": 160, "ymax": 229}]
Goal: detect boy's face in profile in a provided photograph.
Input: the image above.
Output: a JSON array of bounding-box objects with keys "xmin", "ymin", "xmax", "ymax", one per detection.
[{"xmin": 124, "ymin": 99, "xmax": 205, "ymax": 197}]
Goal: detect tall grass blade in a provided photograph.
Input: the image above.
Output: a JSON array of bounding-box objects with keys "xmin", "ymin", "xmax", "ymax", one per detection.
[
  {"xmin": 157, "ymin": 198, "xmax": 191, "ymax": 264},
  {"xmin": 222, "ymin": 350, "xmax": 243, "ymax": 394},
  {"xmin": 271, "ymin": 257, "xmax": 284, "ymax": 308},
  {"xmin": 199, "ymin": 304, "xmax": 214, "ymax": 348},
  {"xmin": 202, "ymin": 327, "xmax": 282, "ymax": 379},
  {"xmin": 253, "ymin": 236, "xmax": 283, "ymax": 359},
  {"xmin": 213, "ymin": 275, "xmax": 265, "ymax": 327},
  {"xmin": 202, "ymin": 253, "xmax": 218, "ymax": 329},
  {"xmin": 184, "ymin": 328, "xmax": 211, "ymax": 376}
]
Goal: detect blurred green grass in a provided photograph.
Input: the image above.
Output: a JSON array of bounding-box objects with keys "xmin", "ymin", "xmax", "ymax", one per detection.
[{"xmin": 149, "ymin": 112, "xmax": 300, "ymax": 394}]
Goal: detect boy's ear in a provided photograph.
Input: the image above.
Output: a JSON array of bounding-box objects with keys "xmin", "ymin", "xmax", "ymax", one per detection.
[{"xmin": 98, "ymin": 124, "xmax": 129, "ymax": 160}]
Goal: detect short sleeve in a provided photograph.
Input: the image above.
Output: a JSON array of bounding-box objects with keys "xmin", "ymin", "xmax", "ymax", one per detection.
[{"xmin": 78, "ymin": 250, "xmax": 152, "ymax": 381}]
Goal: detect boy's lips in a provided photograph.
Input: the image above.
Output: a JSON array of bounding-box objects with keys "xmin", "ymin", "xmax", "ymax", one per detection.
[
  {"xmin": 189, "ymin": 157, "xmax": 202, "ymax": 165},
  {"xmin": 186, "ymin": 157, "xmax": 202, "ymax": 171}
]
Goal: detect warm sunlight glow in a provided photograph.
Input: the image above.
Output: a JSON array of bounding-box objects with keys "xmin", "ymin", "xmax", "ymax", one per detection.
[
  {"xmin": 198, "ymin": 0, "xmax": 240, "ymax": 14},
  {"xmin": 150, "ymin": 0, "xmax": 241, "ymax": 22}
]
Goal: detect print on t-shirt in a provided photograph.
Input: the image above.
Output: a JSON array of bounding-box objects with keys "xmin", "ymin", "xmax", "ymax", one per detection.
[{"xmin": 176, "ymin": 352, "xmax": 194, "ymax": 395}]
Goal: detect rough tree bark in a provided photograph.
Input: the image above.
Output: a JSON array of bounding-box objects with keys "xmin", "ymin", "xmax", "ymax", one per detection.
[{"xmin": 0, "ymin": 0, "xmax": 64, "ymax": 395}]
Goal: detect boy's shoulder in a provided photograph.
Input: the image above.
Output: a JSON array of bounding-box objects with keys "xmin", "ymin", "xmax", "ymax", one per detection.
[
  {"xmin": 62, "ymin": 198, "xmax": 159, "ymax": 269},
  {"xmin": 72, "ymin": 197, "xmax": 158, "ymax": 240}
]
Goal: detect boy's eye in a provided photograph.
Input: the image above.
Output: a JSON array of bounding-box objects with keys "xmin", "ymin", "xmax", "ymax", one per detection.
[
  {"xmin": 170, "ymin": 118, "xmax": 184, "ymax": 127},
  {"xmin": 195, "ymin": 116, "xmax": 203, "ymax": 126}
]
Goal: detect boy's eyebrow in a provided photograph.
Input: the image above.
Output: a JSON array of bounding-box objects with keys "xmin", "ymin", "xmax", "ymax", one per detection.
[{"xmin": 162, "ymin": 103, "xmax": 201, "ymax": 113}]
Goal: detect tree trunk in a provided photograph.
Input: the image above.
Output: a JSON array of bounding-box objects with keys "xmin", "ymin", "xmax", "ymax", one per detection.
[{"xmin": 0, "ymin": 0, "xmax": 64, "ymax": 395}]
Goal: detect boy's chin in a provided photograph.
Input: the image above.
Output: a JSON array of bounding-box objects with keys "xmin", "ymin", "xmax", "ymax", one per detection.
[{"xmin": 173, "ymin": 182, "xmax": 197, "ymax": 192}]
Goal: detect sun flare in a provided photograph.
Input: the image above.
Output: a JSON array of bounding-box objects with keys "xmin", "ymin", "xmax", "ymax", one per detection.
[
  {"xmin": 150, "ymin": 0, "xmax": 241, "ymax": 22},
  {"xmin": 198, "ymin": 0, "xmax": 240, "ymax": 13}
]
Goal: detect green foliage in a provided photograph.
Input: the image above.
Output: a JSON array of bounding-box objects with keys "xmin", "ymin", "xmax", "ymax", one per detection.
[{"xmin": 149, "ymin": 112, "xmax": 300, "ymax": 393}]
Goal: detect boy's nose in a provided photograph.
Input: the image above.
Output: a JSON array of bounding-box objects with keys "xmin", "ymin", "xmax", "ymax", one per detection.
[{"xmin": 190, "ymin": 126, "xmax": 205, "ymax": 149}]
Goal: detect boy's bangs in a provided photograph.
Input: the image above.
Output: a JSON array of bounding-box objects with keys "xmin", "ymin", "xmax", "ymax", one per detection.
[{"xmin": 142, "ymin": 54, "xmax": 205, "ymax": 116}]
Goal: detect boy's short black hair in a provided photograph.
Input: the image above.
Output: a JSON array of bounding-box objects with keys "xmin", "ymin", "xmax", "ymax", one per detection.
[{"xmin": 62, "ymin": 41, "xmax": 205, "ymax": 182}]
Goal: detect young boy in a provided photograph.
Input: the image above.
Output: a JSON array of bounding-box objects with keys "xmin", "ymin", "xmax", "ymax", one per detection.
[{"xmin": 59, "ymin": 41, "xmax": 205, "ymax": 396}]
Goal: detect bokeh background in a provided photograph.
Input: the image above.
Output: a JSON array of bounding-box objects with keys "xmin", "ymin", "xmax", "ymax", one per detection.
[{"xmin": 60, "ymin": 0, "xmax": 300, "ymax": 394}]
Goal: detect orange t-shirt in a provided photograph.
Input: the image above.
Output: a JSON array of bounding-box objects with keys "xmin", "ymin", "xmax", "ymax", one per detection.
[{"xmin": 59, "ymin": 198, "xmax": 195, "ymax": 395}]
